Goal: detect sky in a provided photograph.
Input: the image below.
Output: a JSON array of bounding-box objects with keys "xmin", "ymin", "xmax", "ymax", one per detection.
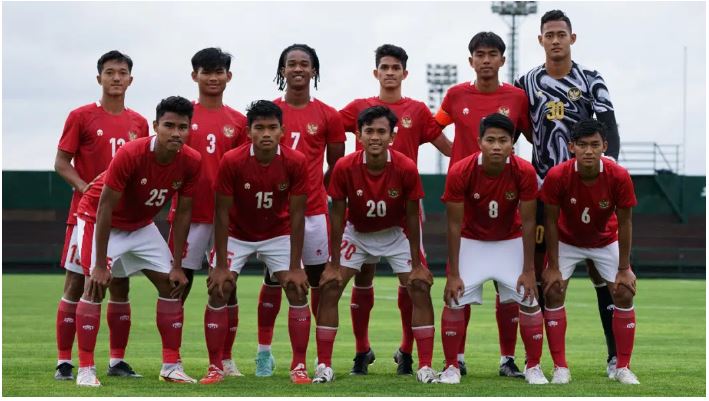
[{"xmin": 2, "ymin": 1, "xmax": 707, "ymax": 175}]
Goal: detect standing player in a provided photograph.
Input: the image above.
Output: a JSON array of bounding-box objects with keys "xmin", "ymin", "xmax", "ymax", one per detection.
[
  {"xmin": 203, "ymin": 100, "xmax": 312, "ymax": 385},
  {"xmin": 54, "ymin": 50, "xmax": 148, "ymax": 380},
  {"xmin": 540, "ymin": 119, "xmax": 638, "ymax": 384},
  {"xmin": 515, "ymin": 9, "xmax": 622, "ymax": 376},
  {"xmin": 312, "ymin": 106, "xmax": 437, "ymax": 384},
  {"xmin": 253, "ymin": 43, "xmax": 346, "ymax": 376},
  {"xmin": 73, "ymin": 96, "xmax": 201, "ymax": 386},
  {"xmin": 166, "ymin": 47, "xmax": 247, "ymax": 377},
  {"xmin": 434, "ymin": 32, "xmax": 531, "ymax": 378},
  {"xmin": 439, "ymin": 113, "xmax": 546, "ymax": 385}
]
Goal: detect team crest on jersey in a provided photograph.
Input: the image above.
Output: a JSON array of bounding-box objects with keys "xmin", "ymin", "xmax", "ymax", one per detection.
[
  {"xmin": 278, "ymin": 182, "xmax": 289, "ymax": 191},
  {"xmin": 498, "ymin": 106, "xmax": 510, "ymax": 116},
  {"xmin": 462, "ymin": 107, "xmax": 470, "ymax": 115},
  {"xmin": 128, "ymin": 131, "xmax": 137, "ymax": 141},
  {"xmin": 567, "ymin": 87, "xmax": 582, "ymax": 101},
  {"xmin": 356, "ymin": 189, "xmax": 363, "ymax": 197},
  {"xmin": 599, "ymin": 200, "xmax": 610, "ymax": 209},
  {"xmin": 244, "ymin": 182, "xmax": 251, "ymax": 190},
  {"xmin": 504, "ymin": 191, "xmax": 517, "ymax": 200},
  {"xmin": 96, "ymin": 129, "xmax": 104, "ymax": 137},
  {"xmin": 388, "ymin": 188, "xmax": 400, "ymax": 198},
  {"xmin": 223, "ymin": 125, "xmax": 235, "ymax": 138},
  {"xmin": 401, "ymin": 116, "xmax": 412, "ymax": 128},
  {"xmin": 570, "ymin": 197, "xmax": 577, "ymax": 204},
  {"xmin": 172, "ymin": 181, "xmax": 182, "ymax": 190},
  {"xmin": 307, "ymin": 123, "xmax": 318, "ymax": 135},
  {"xmin": 191, "ymin": 123, "xmax": 199, "ymax": 131},
  {"xmin": 140, "ymin": 178, "xmax": 147, "ymax": 185}
]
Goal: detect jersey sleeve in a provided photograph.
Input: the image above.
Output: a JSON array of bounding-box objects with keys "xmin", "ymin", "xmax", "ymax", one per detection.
[
  {"xmin": 325, "ymin": 107, "xmax": 347, "ymax": 143},
  {"xmin": 289, "ymin": 154, "xmax": 309, "ymax": 196},
  {"xmin": 138, "ymin": 116, "xmax": 150, "ymax": 138},
  {"xmin": 104, "ymin": 146, "xmax": 134, "ymax": 193},
  {"xmin": 588, "ymin": 70, "xmax": 614, "ymax": 114},
  {"xmin": 434, "ymin": 91, "xmax": 453, "ymax": 127},
  {"xmin": 57, "ymin": 109, "xmax": 83, "ymax": 154},
  {"xmin": 327, "ymin": 159, "xmax": 348, "ymax": 200},
  {"xmin": 339, "ymin": 100, "xmax": 360, "ymax": 134},
  {"xmin": 215, "ymin": 156, "xmax": 237, "ymax": 196},
  {"xmin": 419, "ymin": 104, "xmax": 443, "ymax": 144},
  {"xmin": 613, "ymin": 167, "xmax": 637, "ymax": 209},
  {"xmin": 518, "ymin": 162, "xmax": 538, "ymax": 201},
  {"xmin": 441, "ymin": 160, "xmax": 467, "ymax": 203},
  {"xmin": 539, "ymin": 167, "xmax": 562, "ymax": 205},
  {"xmin": 178, "ymin": 154, "xmax": 202, "ymax": 197}
]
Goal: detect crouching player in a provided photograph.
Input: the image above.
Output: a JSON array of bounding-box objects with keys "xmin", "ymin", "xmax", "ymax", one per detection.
[
  {"xmin": 73, "ymin": 96, "xmax": 201, "ymax": 386},
  {"xmin": 540, "ymin": 119, "xmax": 639, "ymax": 384},
  {"xmin": 205, "ymin": 100, "xmax": 313, "ymax": 384},
  {"xmin": 313, "ymin": 106, "xmax": 437, "ymax": 384},
  {"xmin": 439, "ymin": 113, "xmax": 546, "ymax": 385}
]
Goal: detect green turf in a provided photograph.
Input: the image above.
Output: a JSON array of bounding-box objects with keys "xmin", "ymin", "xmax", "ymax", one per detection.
[{"xmin": 2, "ymin": 274, "xmax": 705, "ymax": 396}]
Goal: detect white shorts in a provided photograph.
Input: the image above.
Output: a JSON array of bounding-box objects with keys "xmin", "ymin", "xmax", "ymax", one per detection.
[
  {"xmin": 210, "ymin": 235, "xmax": 293, "ymax": 277},
  {"xmin": 77, "ymin": 218, "xmax": 172, "ymax": 278},
  {"xmin": 340, "ymin": 223, "xmax": 412, "ymax": 274},
  {"xmin": 363, "ymin": 206, "xmax": 427, "ymax": 266},
  {"xmin": 559, "ymin": 241, "xmax": 619, "ymax": 282},
  {"xmin": 169, "ymin": 223, "xmax": 213, "ymax": 270},
  {"xmin": 302, "ymin": 214, "xmax": 330, "ymax": 265},
  {"xmin": 62, "ymin": 224, "xmax": 84, "ymax": 275},
  {"xmin": 455, "ymin": 237, "xmax": 537, "ymax": 307}
]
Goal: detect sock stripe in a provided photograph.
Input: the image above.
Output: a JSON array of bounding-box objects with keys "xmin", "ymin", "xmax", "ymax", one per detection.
[
  {"xmin": 79, "ymin": 298, "xmax": 101, "ymax": 305},
  {"xmin": 61, "ymin": 298, "xmax": 79, "ymax": 304},
  {"xmin": 544, "ymin": 305, "xmax": 565, "ymax": 312},
  {"xmin": 108, "ymin": 300, "xmax": 130, "ymax": 304}
]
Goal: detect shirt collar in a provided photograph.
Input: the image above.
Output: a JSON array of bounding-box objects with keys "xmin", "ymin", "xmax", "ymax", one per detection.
[
  {"xmin": 362, "ymin": 149, "xmax": 391, "ymax": 164},
  {"xmin": 250, "ymin": 144, "xmax": 281, "ymax": 156},
  {"xmin": 574, "ymin": 159, "xmax": 604, "ymax": 172}
]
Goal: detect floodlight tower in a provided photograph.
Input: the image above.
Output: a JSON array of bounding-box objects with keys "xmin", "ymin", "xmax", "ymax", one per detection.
[
  {"xmin": 491, "ymin": 1, "xmax": 537, "ymax": 83},
  {"xmin": 426, "ymin": 63, "xmax": 458, "ymax": 174}
]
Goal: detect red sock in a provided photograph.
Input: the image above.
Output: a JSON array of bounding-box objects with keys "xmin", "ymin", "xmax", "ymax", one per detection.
[
  {"xmin": 458, "ymin": 304, "xmax": 471, "ymax": 355},
  {"xmin": 107, "ymin": 301, "xmax": 131, "ymax": 359},
  {"xmin": 257, "ymin": 284, "xmax": 282, "ymax": 346},
  {"xmin": 496, "ymin": 296, "xmax": 519, "ymax": 357},
  {"xmin": 519, "ymin": 309, "xmax": 544, "ymax": 368},
  {"xmin": 412, "ymin": 326, "xmax": 435, "ymax": 369},
  {"xmin": 157, "ymin": 298, "xmax": 183, "ymax": 364},
  {"xmin": 76, "ymin": 300, "xmax": 101, "ymax": 368},
  {"xmin": 204, "ymin": 305, "xmax": 228, "ymax": 370},
  {"xmin": 56, "ymin": 298, "xmax": 78, "ymax": 361},
  {"xmin": 310, "ymin": 287, "xmax": 320, "ymax": 319},
  {"xmin": 315, "ymin": 326, "xmax": 338, "ymax": 367},
  {"xmin": 441, "ymin": 306, "xmax": 465, "ymax": 369},
  {"xmin": 350, "ymin": 286, "xmax": 374, "ymax": 353},
  {"xmin": 544, "ymin": 306, "xmax": 568, "ymax": 368},
  {"xmin": 613, "ymin": 306, "xmax": 636, "ymax": 369},
  {"xmin": 222, "ymin": 305, "xmax": 238, "ymax": 360},
  {"xmin": 397, "ymin": 286, "xmax": 414, "ymax": 353},
  {"xmin": 288, "ymin": 305, "xmax": 311, "ymax": 369}
]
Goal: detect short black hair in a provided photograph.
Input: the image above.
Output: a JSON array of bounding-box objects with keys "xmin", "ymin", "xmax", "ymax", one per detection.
[
  {"xmin": 541, "ymin": 9, "xmax": 572, "ymax": 32},
  {"xmin": 246, "ymin": 100, "xmax": 283, "ymax": 127},
  {"xmin": 479, "ymin": 113, "xmax": 515, "ymax": 138},
  {"xmin": 571, "ymin": 119, "xmax": 606, "ymax": 141},
  {"xmin": 274, "ymin": 44, "xmax": 320, "ymax": 91},
  {"xmin": 155, "ymin": 96, "xmax": 193, "ymax": 122},
  {"xmin": 191, "ymin": 47, "xmax": 232, "ymax": 72},
  {"xmin": 468, "ymin": 32, "xmax": 506, "ymax": 55},
  {"xmin": 97, "ymin": 50, "xmax": 133, "ymax": 74},
  {"xmin": 375, "ymin": 44, "xmax": 408, "ymax": 69},
  {"xmin": 357, "ymin": 105, "xmax": 398, "ymax": 133}
]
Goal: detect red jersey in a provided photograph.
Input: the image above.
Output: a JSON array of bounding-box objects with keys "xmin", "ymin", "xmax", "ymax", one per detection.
[
  {"xmin": 339, "ymin": 97, "xmax": 442, "ymax": 163},
  {"xmin": 540, "ymin": 158, "xmax": 637, "ymax": 248},
  {"xmin": 435, "ymin": 82, "xmax": 530, "ymax": 168},
  {"xmin": 168, "ymin": 102, "xmax": 248, "ymax": 224},
  {"xmin": 328, "ymin": 149, "xmax": 424, "ymax": 233},
  {"xmin": 77, "ymin": 137, "xmax": 201, "ymax": 231},
  {"xmin": 274, "ymin": 97, "xmax": 346, "ymax": 216},
  {"xmin": 442, "ymin": 152, "xmax": 537, "ymax": 241},
  {"xmin": 57, "ymin": 102, "xmax": 149, "ymax": 224},
  {"xmin": 216, "ymin": 144, "xmax": 308, "ymax": 242}
]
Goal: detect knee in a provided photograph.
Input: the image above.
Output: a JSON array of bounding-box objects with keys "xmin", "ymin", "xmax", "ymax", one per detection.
[
  {"xmin": 543, "ymin": 284, "xmax": 565, "ymax": 307},
  {"xmin": 109, "ymin": 278, "xmax": 130, "ymax": 300},
  {"xmin": 612, "ymin": 286, "xmax": 634, "ymax": 308},
  {"xmin": 406, "ymin": 280, "xmax": 431, "ymax": 302},
  {"xmin": 65, "ymin": 273, "xmax": 85, "ymax": 300},
  {"xmin": 354, "ymin": 264, "xmax": 376, "ymax": 287}
]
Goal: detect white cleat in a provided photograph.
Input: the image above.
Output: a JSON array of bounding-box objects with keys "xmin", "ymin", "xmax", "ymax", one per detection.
[
  {"xmin": 160, "ymin": 364, "xmax": 197, "ymax": 384},
  {"xmin": 606, "ymin": 356, "xmax": 617, "ymax": 379},
  {"xmin": 437, "ymin": 365, "xmax": 461, "ymax": 384},
  {"xmin": 416, "ymin": 366, "xmax": 437, "ymax": 383},
  {"xmin": 312, "ymin": 363, "xmax": 334, "ymax": 383},
  {"xmin": 613, "ymin": 367, "xmax": 640, "ymax": 384},
  {"xmin": 222, "ymin": 359, "xmax": 243, "ymax": 377},
  {"xmin": 551, "ymin": 366, "xmax": 571, "ymax": 384},
  {"xmin": 76, "ymin": 366, "xmax": 101, "ymax": 387},
  {"xmin": 524, "ymin": 365, "xmax": 549, "ymax": 385}
]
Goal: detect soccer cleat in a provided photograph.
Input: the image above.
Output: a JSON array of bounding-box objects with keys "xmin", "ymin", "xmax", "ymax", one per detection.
[
  {"xmin": 350, "ymin": 348, "xmax": 376, "ymax": 375},
  {"xmin": 458, "ymin": 360, "xmax": 468, "ymax": 376},
  {"xmin": 437, "ymin": 365, "xmax": 461, "ymax": 384},
  {"xmin": 524, "ymin": 365, "xmax": 549, "ymax": 385},
  {"xmin": 613, "ymin": 367, "xmax": 640, "ymax": 384},
  {"xmin": 393, "ymin": 348, "xmax": 414, "ymax": 375},
  {"xmin": 416, "ymin": 366, "xmax": 437, "ymax": 383},
  {"xmin": 551, "ymin": 366, "xmax": 571, "ymax": 384},
  {"xmin": 499, "ymin": 357, "xmax": 524, "ymax": 378},
  {"xmin": 312, "ymin": 363, "xmax": 334, "ymax": 383},
  {"xmin": 107, "ymin": 361, "xmax": 143, "ymax": 378},
  {"xmin": 76, "ymin": 366, "xmax": 101, "ymax": 387},
  {"xmin": 199, "ymin": 365, "xmax": 224, "ymax": 385},
  {"xmin": 159, "ymin": 364, "xmax": 197, "ymax": 384},
  {"xmin": 55, "ymin": 362, "xmax": 75, "ymax": 380},
  {"xmin": 222, "ymin": 359, "xmax": 243, "ymax": 377},
  {"xmin": 606, "ymin": 356, "xmax": 618, "ymax": 379},
  {"xmin": 290, "ymin": 363, "xmax": 311, "ymax": 384},
  {"xmin": 255, "ymin": 350, "xmax": 275, "ymax": 377}
]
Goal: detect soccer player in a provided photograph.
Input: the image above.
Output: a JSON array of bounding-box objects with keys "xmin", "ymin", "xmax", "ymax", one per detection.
[
  {"xmin": 439, "ymin": 113, "xmax": 546, "ymax": 385},
  {"xmin": 540, "ymin": 119, "xmax": 638, "ymax": 384},
  {"xmin": 166, "ymin": 47, "xmax": 247, "ymax": 377},
  {"xmin": 339, "ymin": 44, "xmax": 452, "ymax": 376},
  {"xmin": 54, "ymin": 50, "xmax": 148, "ymax": 380},
  {"xmin": 203, "ymin": 100, "xmax": 312, "ymax": 385},
  {"xmin": 73, "ymin": 96, "xmax": 201, "ymax": 387},
  {"xmin": 253, "ymin": 43, "xmax": 346, "ymax": 376},
  {"xmin": 313, "ymin": 106, "xmax": 437, "ymax": 384},
  {"xmin": 434, "ymin": 32, "xmax": 531, "ymax": 378},
  {"xmin": 515, "ymin": 9, "xmax": 622, "ymax": 376}
]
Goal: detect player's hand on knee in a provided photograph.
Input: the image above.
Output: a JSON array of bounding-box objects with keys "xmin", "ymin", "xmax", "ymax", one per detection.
[
  {"xmin": 319, "ymin": 262, "xmax": 342, "ymax": 288},
  {"xmin": 282, "ymin": 269, "xmax": 310, "ymax": 299},
  {"xmin": 517, "ymin": 270, "xmax": 538, "ymax": 303},
  {"xmin": 408, "ymin": 266, "xmax": 433, "ymax": 287},
  {"xmin": 443, "ymin": 275, "xmax": 464, "ymax": 306},
  {"xmin": 169, "ymin": 267, "xmax": 189, "ymax": 299},
  {"xmin": 89, "ymin": 266, "xmax": 111, "ymax": 301},
  {"xmin": 614, "ymin": 267, "xmax": 636, "ymax": 296},
  {"xmin": 207, "ymin": 267, "xmax": 235, "ymax": 299},
  {"xmin": 542, "ymin": 267, "xmax": 563, "ymax": 295}
]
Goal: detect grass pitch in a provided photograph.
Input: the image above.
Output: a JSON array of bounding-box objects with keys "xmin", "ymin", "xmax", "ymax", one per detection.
[{"xmin": 2, "ymin": 274, "xmax": 705, "ymax": 396}]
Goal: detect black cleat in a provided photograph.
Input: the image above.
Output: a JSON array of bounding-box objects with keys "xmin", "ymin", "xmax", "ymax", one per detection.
[
  {"xmin": 499, "ymin": 357, "xmax": 524, "ymax": 378},
  {"xmin": 350, "ymin": 348, "xmax": 376, "ymax": 375},
  {"xmin": 107, "ymin": 361, "xmax": 143, "ymax": 378},
  {"xmin": 393, "ymin": 348, "xmax": 414, "ymax": 375},
  {"xmin": 54, "ymin": 362, "xmax": 74, "ymax": 380}
]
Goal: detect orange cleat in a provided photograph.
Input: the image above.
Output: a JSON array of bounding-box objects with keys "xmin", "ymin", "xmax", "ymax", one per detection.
[
  {"xmin": 199, "ymin": 365, "xmax": 224, "ymax": 385},
  {"xmin": 289, "ymin": 363, "xmax": 311, "ymax": 384}
]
